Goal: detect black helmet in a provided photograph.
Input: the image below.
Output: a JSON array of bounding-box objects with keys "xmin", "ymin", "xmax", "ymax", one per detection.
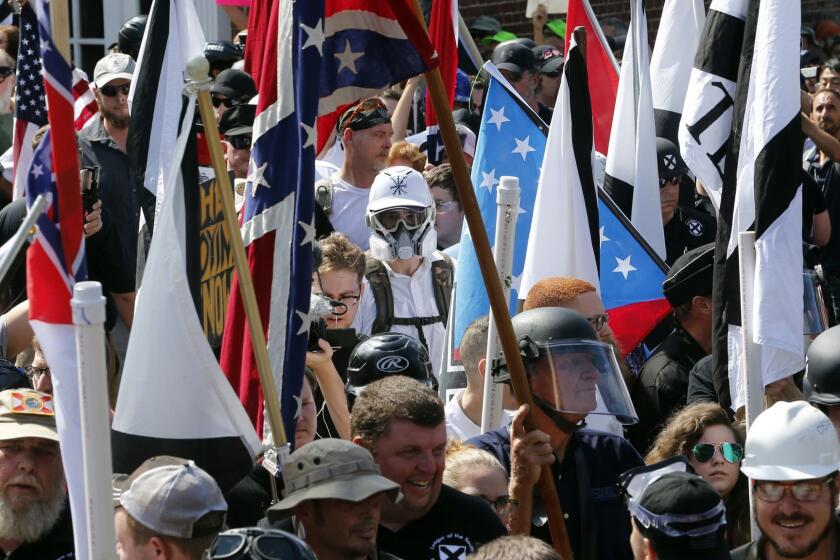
[
  {"xmin": 118, "ymin": 15, "xmax": 147, "ymax": 57},
  {"xmin": 504, "ymin": 307, "xmax": 598, "ymax": 370},
  {"xmin": 204, "ymin": 527, "xmax": 316, "ymax": 560},
  {"xmin": 805, "ymin": 325, "xmax": 840, "ymax": 406},
  {"xmin": 346, "ymin": 333, "xmax": 436, "ymax": 399},
  {"xmin": 204, "ymin": 40, "xmax": 244, "ymax": 70},
  {"xmin": 491, "ymin": 41, "xmax": 538, "ymax": 74},
  {"xmin": 656, "ymin": 137, "xmax": 688, "ymax": 180}
]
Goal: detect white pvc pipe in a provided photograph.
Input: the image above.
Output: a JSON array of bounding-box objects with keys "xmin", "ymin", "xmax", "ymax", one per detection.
[
  {"xmin": 480, "ymin": 176, "xmax": 520, "ymax": 433},
  {"xmin": 0, "ymin": 194, "xmax": 46, "ymax": 286},
  {"xmin": 71, "ymin": 281, "xmax": 117, "ymax": 559}
]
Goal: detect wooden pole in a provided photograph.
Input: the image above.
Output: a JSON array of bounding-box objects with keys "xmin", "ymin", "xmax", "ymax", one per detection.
[
  {"xmin": 185, "ymin": 57, "xmax": 287, "ymax": 447},
  {"xmin": 49, "ymin": 0, "xmax": 71, "ymax": 62},
  {"xmin": 408, "ymin": 3, "xmax": 574, "ymax": 558}
]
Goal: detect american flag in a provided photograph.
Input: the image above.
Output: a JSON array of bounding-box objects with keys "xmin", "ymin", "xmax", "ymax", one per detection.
[
  {"xmin": 27, "ymin": 0, "xmax": 89, "ymax": 556},
  {"xmin": 11, "ymin": 3, "xmax": 98, "ymax": 199},
  {"xmin": 221, "ymin": 0, "xmax": 324, "ymax": 442}
]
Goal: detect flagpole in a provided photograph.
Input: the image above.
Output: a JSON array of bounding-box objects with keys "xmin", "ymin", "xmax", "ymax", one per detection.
[
  {"xmin": 0, "ymin": 194, "xmax": 45, "ymax": 285},
  {"xmin": 48, "ymin": 0, "xmax": 71, "ymax": 61},
  {"xmin": 185, "ymin": 58, "xmax": 288, "ymax": 448},
  {"xmin": 408, "ymin": 2, "xmax": 574, "ymax": 557}
]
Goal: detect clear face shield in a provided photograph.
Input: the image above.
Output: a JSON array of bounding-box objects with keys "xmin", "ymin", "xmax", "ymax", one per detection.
[
  {"xmin": 525, "ymin": 339, "xmax": 638, "ymax": 425},
  {"xmin": 804, "ymin": 270, "xmax": 829, "ymax": 336}
]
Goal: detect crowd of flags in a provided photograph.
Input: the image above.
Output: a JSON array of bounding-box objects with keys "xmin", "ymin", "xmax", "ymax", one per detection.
[{"xmin": 9, "ymin": 0, "xmax": 810, "ymax": 553}]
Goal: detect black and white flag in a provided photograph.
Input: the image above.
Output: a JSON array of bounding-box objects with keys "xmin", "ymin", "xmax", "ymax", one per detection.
[
  {"xmin": 650, "ymin": 0, "xmax": 705, "ymax": 145},
  {"xmin": 602, "ymin": 0, "xmax": 665, "ymax": 259},
  {"xmin": 679, "ymin": 0, "xmax": 747, "ymax": 211},
  {"xmin": 713, "ymin": 0, "xmax": 803, "ymax": 411}
]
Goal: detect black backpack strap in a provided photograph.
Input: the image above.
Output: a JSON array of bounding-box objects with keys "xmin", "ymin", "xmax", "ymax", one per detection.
[
  {"xmin": 314, "ymin": 177, "xmax": 334, "ymax": 217},
  {"xmin": 430, "ymin": 252, "xmax": 454, "ymax": 326},
  {"xmin": 365, "ymin": 256, "xmax": 394, "ymax": 334}
]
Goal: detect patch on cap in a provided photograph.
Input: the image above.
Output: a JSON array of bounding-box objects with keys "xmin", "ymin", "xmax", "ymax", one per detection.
[{"xmin": 9, "ymin": 391, "xmax": 54, "ymax": 417}]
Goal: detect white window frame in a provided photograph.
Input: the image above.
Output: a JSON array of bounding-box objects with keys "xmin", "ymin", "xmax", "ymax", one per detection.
[{"xmin": 69, "ymin": 0, "xmax": 140, "ymax": 69}]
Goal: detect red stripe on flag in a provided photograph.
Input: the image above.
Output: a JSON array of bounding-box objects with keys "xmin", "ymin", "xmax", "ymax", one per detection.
[
  {"xmin": 609, "ymin": 298, "xmax": 672, "ymax": 356},
  {"xmin": 425, "ymin": 0, "xmax": 456, "ymax": 126}
]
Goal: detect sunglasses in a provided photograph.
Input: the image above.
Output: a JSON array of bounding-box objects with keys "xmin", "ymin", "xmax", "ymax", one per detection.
[
  {"xmin": 754, "ymin": 477, "xmax": 834, "ymax": 503},
  {"xmin": 691, "ymin": 442, "xmax": 744, "ymax": 464},
  {"xmin": 587, "ymin": 313, "xmax": 609, "ymax": 332},
  {"xmin": 206, "ymin": 532, "xmax": 298, "ymax": 559},
  {"xmin": 0, "ymin": 66, "xmax": 13, "ymax": 80},
  {"xmin": 340, "ymin": 97, "xmax": 387, "ymax": 131},
  {"xmin": 212, "ymin": 95, "xmax": 241, "ymax": 109},
  {"xmin": 371, "ymin": 207, "xmax": 428, "ymax": 232},
  {"xmin": 659, "ymin": 176, "xmax": 681, "ymax": 188},
  {"xmin": 99, "ymin": 83, "xmax": 130, "ymax": 97},
  {"xmin": 227, "ymin": 135, "xmax": 252, "ymax": 150}
]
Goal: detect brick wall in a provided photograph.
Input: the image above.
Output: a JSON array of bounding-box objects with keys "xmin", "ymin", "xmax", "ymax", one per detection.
[{"xmin": 458, "ymin": 0, "xmax": 840, "ymax": 43}]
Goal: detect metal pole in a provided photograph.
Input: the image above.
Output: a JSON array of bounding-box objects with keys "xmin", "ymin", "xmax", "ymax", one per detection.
[
  {"xmin": 71, "ymin": 281, "xmax": 117, "ymax": 560},
  {"xmin": 481, "ymin": 176, "xmax": 520, "ymax": 433},
  {"xmin": 0, "ymin": 195, "xmax": 46, "ymax": 286},
  {"xmin": 738, "ymin": 230, "xmax": 762, "ymax": 540}
]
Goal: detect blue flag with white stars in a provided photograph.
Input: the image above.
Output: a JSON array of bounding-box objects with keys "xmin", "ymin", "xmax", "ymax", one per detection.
[{"xmin": 452, "ymin": 74, "xmax": 547, "ymax": 352}]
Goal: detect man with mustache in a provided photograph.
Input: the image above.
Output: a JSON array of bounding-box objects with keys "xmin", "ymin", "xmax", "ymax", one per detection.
[
  {"xmin": 0, "ymin": 389, "xmax": 72, "ymax": 559},
  {"xmin": 733, "ymin": 401, "xmax": 840, "ymax": 560},
  {"xmin": 266, "ymin": 438, "xmax": 402, "ymax": 560}
]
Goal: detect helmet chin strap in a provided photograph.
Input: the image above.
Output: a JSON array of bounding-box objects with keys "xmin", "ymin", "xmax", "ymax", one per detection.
[{"xmin": 532, "ymin": 395, "xmax": 587, "ymax": 434}]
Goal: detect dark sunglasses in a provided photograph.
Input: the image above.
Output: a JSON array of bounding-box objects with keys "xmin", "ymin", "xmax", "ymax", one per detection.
[
  {"xmin": 0, "ymin": 66, "xmax": 13, "ymax": 80},
  {"xmin": 691, "ymin": 442, "xmax": 744, "ymax": 464},
  {"xmin": 99, "ymin": 83, "xmax": 130, "ymax": 97},
  {"xmin": 212, "ymin": 95, "xmax": 241, "ymax": 109},
  {"xmin": 339, "ymin": 97, "xmax": 387, "ymax": 131},
  {"xmin": 659, "ymin": 176, "xmax": 681, "ymax": 188},
  {"xmin": 754, "ymin": 477, "xmax": 834, "ymax": 503},
  {"xmin": 227, "ymin": 135, "xmax": 252, "ymax": 150}
]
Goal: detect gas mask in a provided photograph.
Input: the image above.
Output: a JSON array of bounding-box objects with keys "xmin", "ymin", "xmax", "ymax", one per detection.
[{"xmin": 367, "ymin": 206, "xmax": 437, "ymax": 262}]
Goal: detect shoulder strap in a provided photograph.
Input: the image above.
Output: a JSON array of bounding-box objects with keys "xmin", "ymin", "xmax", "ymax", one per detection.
[
  {"xmin": 430, "ymin": 252, "xmax": 454, "ymax": 325},
  {"xmin": 365, "ymin": 256, "xmax": 394, "ymax": 334},
  {"xmin": 314, "ymin": 177, "xmax": 334, "ymax": 216}
]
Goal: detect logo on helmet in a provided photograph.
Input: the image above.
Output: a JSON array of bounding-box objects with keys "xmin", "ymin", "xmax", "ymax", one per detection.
[
  {"xmin": 376, "ymin": 356, "xmax": 410, "ymax": 373},
  {"xmin": 385, "ymin": 170, "xmax": 410, "ymax": 196},
  {"xmin": 663, "ymin": 153, "xmax": 677, "ymax": 170}
]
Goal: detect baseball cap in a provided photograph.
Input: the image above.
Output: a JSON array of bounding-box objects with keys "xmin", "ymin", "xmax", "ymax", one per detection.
[
  {"xmin": 93, "ymin": 53, "xmax": 135, "ymax": 88},
  {"xmin": 267, "ymin": 439, "xmax": 400, "ymax": 521},
  {"xmin": 367, "ymin": 166, "xmax": 433, "ymax": 212},
  {"xmin": 662, "ymin": 243, "xmax": 714, "ymax": 307},
  {"xmin": 0, "ymin": 389, "xmax": 58, "ymax": 441},
  {"xmin": 533, "ymin": 45, "xmax": 565, "ymax": 75},
  {"xmin": 219, "ymin": 104, "xmax": 256, "ymax": 137},
  {"xmin": 113, "ymin": 456, "xmax": 227, "ymax": 539},
  {"xmin": 545, "ymin": 19, "xmax": 566, "ymax": 39},
  {"xmin": 211, "ymin": 69, "xmax": 257, "ymax": 102},
  {"xmin": 492, "ymin": 41, "xmax": 538, "ymax": 74},
  {"xmin": 481, "ymin": 30, "xmax": 517, "ymax": 46},
  {"xmin": 469, "ymin": 15, "xmax": 501, "ymax": 37}
]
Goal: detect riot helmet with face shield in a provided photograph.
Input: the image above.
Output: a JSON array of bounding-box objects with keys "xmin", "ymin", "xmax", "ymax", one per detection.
[{"xmin": 497, "ymin": 307, "xmax": 637, "ymax": 425}]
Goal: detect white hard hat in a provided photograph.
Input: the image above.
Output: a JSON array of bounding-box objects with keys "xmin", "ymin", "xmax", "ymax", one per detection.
[
  {"xmin": 366, "ymin": 166, "xmax": 433, "ymax": 213},
  {"xmin": 741, "ymin": 401, "xmax": 840, "ymax": 481}
]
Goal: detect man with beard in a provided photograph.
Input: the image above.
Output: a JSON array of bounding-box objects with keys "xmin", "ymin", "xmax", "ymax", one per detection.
[
  {"xmin": 352, "ymin": 376, "xmax": 506, "ymax": 560},
  {"xmin": 733, "ymin": 401, "xmax": 840, "ymax": 560},
  {"xmin": 806, "ymin": 88, "xmax": 840, "ymax": 322},
  {"xmin": 0, "ymin": 389, "xmax": 73, "ymax": 559},
  {"xmin": 266, "ymin": 439, "xmax": 402, "ymax": 560},
  {"xmin": 79, "ymin": 53, "xmax": 137, "ymax": 334},
  {"xmin": 315, "ymin": 98, "xmax": 393, "ymax": 250}
]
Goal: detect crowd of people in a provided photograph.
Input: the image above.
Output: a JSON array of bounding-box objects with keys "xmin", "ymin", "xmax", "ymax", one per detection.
[{"xmin": 0, "ymin": 2, "xmax": 838, "ymax": 560}]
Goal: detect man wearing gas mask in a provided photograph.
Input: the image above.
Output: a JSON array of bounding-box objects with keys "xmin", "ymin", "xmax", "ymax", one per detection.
[
  {"xmin": 469, "ymin": 307, "xmax": 643, "ymax": 560},
  {"xmin": 353, "ymin": 166, "xmax": 454, "ymax": 378}
]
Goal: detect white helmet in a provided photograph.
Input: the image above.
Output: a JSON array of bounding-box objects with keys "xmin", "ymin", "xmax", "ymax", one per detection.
[
  {"xmin": 741, "ymin": 401, "xmax": 840, "ymax": 481},
  {"xmin": 366, "ymin": 166, "xmax": 437, "ymax": 261}
]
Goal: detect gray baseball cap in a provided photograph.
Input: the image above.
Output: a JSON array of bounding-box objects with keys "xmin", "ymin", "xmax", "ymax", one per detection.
[
  {"xmin": 113, "ymin": 456, "xmax": 227, "ymax": 539},
  {"xmin": 93, "ymin": 53, "xmax": 135, "ymax": 88},
  {"xmin": 267, "ymin": 439, "xmax": 400, "ymax": 521}
]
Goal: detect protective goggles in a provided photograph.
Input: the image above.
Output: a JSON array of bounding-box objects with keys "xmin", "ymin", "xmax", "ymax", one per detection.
[
  {"xmin": 204, "ymin": 528, "xmax": 309, "ymax": 559},
  {"xmin": 369, "ymin": 207, "xmax": 429, "ymax": 233},
  {"xmin": 753, "ymin": 477, "xmax": 835, "ymax": 503},
  {"xmin": 658, "ymin": 176, "xmax": 681, "ymax": 188},
  {"xmin": 691, "ymin": 442, "xmax": 744, "ymax": 464},
  {"xmin": 620, "ymin": 457, "xmax": 727, "ymax": 538},
  {"xmin": 338, "ymin": 97, "xmax": 390, "ymax": 132},
  {"xmin": 523, "ymin": 338, "xmax": 638, "ymax": 425}
]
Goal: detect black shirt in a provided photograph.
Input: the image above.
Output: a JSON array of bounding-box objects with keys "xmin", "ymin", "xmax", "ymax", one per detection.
[
  {"xmin": 469, "ymin": 427, "xmax": 642, "ymax": 560},
  {"xmin": 663, "ymin": 206, "xmax": 717, "ymax": 266},
  {"xmin": 4, "ymin": 501, "xmax": 74, "ymax": 559},
  {"xmin": 806, "ymin": 148, "xmax": 840, "ymax": 275},
  {"xmin": 628, "ymin": 325, "xmax": 708, "ymax": 453},
  {"xmin": 376, "ymin": 485, "xmax": 507, "ymax": 560}
]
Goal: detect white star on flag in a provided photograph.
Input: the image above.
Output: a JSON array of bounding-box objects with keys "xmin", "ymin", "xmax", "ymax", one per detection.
[
  {"xmin": 247, "ymin": 162, "xmax": 270, "ymax": 196},
  {"xmin": 600, "ymin": 226, "xmax": 610, "ymax": 247},
  {"xmin": 512, "ymin": 136, "xmax": 535, "ymax": 161},
  {"xmin": 613, "ymin": 255, "xmax": 637, "ymax": 280},
  {"xmin": 30, "ymin": 163, "xmax": 44, "ymax": 179},
  {"xmin": 334, "ymin": 39, "xmax": 363, "ymax": 74},
  {"xmin": 301, "ymin": 19, "xmax": 324, "ymax": 55},
  {"xmin": 301, "ymin": 121, "xmax": 316, "ymax": 150},
  {"xmin": 487, "ymin": 106, "xmax": 510, "ymax": 131},
  {"xmin": 480, "ymin": 168, "xmax": 499, "ymax": 192},
  {"xmin": 298, "ymin": 217, "xmax": 316, "ymax": 247},
  {"xmin": 295, "ymin": 309, "xmax": 310, "ymax": 336}
]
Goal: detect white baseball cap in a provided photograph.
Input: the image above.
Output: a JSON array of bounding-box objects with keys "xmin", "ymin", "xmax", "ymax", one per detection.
[
  {"xmin": 367, "ymin": 166, "xmax": 433, "ymax": 213},
  {"xmin": 93, "ymin": 53, "xmax": 135, "ymax": 88}
]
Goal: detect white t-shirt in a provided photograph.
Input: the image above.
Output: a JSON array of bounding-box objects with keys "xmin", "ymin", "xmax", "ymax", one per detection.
[
  {"xmin": 328, "ymin": 174, "xmax": 371, "ymax": 250},
  {"xmin": 444, "ymin": 388, "xmax": 513, "ymax": 441},
  {"xmin": 354, "ymin": 255, "xmax": 447, "ymax": 376}
]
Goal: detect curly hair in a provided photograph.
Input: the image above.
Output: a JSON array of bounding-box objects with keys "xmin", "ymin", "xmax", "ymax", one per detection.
[{"xmin": 645, "ymin": 402, "xmax": 750, "ymax": 549}]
